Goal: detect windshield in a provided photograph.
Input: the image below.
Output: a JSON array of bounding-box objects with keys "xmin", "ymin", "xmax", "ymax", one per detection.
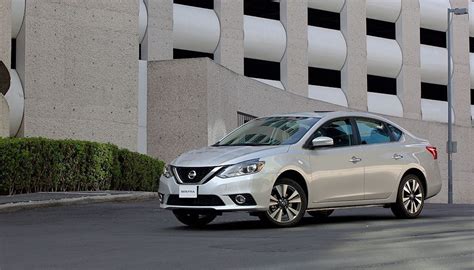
[{"xmin": 215, "ymin": 116, "xmax": 320, "ymax": 146}]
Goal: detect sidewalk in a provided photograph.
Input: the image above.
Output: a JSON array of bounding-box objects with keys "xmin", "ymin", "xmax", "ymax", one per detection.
[{"xmin": 0, "ymin": 191, "xmax": 157, "ymax": 212}]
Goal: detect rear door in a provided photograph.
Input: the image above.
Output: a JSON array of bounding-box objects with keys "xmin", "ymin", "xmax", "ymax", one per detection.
[
  {"xmin": 308, "ymin": 118, "xmax": 365, "ymax": 204},
  {"xmin": 353, "ymin": 118, "xmax": 406, "ymax": 200}
]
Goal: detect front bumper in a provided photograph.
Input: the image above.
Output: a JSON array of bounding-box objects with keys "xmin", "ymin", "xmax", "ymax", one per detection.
[{"xmin": 158, "ymin": 172, "xmax": 275, "ymax": 211}]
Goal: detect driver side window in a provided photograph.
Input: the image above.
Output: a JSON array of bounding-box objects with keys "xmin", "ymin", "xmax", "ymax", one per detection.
[{"xmin": 313, "ymin": 119, "xmax": 354, "ymax": 147}]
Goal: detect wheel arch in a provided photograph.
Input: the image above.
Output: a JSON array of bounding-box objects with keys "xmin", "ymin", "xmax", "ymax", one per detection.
[
  {"xmin": 276, "ymin": 170, "xmax": 309, "ymax": 199},
  {"xmin": 401, "ymin": 167, "xmax": 427, "ymax": 198}
]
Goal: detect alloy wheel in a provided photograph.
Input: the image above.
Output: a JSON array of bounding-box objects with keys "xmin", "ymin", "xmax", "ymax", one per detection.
[
  {"xmin": 267, "ymin": 184, "xmax": 303, "ymax": 224},
  {"xmin": 402, "ymin": 179, "xmax": 423, "ymax": 214}
]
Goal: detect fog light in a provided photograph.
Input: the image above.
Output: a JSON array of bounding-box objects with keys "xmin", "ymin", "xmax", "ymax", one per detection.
[
  {"xmin": 158, "ymin": 193, "xmax": 164, "ymax": 203},
  {"xmin": 235, "ymin": 194, "xmax": 246, "ymax": 205}
]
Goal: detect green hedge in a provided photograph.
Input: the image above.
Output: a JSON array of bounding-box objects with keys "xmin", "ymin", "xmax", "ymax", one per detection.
[{"xmin": 0, "ymin": 137, "xmax": 164, "ymax": 195}]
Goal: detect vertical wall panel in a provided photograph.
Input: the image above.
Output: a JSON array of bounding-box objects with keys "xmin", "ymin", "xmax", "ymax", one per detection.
[
  {"xmin": 4, "ymin": 69, "xmax": 24, "ymax": 136},
  {"xmin": 11, "ymin": 0, "xmax": 25, "ymax": 38},
  {"xmin": 244, "ymin": 15, "xmax": 286, "ymax": 62},
  {"xmin": 173, "ymin": 4, "xmax": 220, "ymax": 53},
  {"xmin": 367, "ymin": 36, "xmax": 402, "ymax": 78},
  {"xmin": 366, "ymin": 0, "xmax": 401, "ymax": 22},
  {"xmin": 307, "ymin": 0, "xmax": 345, "ymax": 13},
  {"xmin": 420, "ymin": 0, "xmax": 450, "ymax": 31},
  {"xmin": 308, "ymin": 26, "xmax": 346, "ymax": 70}
]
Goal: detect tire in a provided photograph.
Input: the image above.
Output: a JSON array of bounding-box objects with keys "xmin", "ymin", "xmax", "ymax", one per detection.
[
  {"xmin": 172, "ymin": 210, "xmax": 217, "ymax": 227},
  {"xmin": 308, "ymin": 209, "xmax": 334, "ymax": 219},
  {"xmin": 258, "ymin": 178, "xmax": 308, "ymax": 227},
  {"xmin": 391, "ymin": 174, "xmax": 425, "ymax": 219}
]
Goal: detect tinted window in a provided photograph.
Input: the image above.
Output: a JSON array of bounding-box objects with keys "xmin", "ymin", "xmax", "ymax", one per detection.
[
  {"xmin": 356, "ymin": 118, "xmax": 391, "ymax": 145},
  {"xmin": 313, "ymin": 119, "xmax": 354, "ymax": 147},
  {"xmin": 387, "ymin": 124, "xmax": 403, "ymax": 141}
]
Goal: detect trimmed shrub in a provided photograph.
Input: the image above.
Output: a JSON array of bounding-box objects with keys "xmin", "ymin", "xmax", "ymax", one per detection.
[{"xmin": 0, "ymin": 137, "xmax": 164, "ymax": 195}]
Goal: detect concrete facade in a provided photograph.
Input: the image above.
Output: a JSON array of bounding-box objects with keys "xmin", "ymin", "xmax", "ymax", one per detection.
[
  {"xmin": 147, "ymin": 58, "xmax": 340, "ymax": 164},
  {"xmin": 0, "ymin": 96, "xmax": 8, "ymax": 137},
  {"xmin": 396, "ymin": 0, "xmax": 422, "ymax": 120},
  {"xmin": 142, "ymin": 0, "xmax": 173, "ymax": 61},
  {"xmin": 0, "ymin": 0, "xmax": 11, "ymax": 137},
  {"xmin": 340, "ymin": 0, "xmax": 368, "ymax": 111},
  {"xmin": 450, "ymin": 0, "xmax": 472, "ymax": 127},
  {"xmin": 2, "ymin": 0, "xmax": 473, "ymax": 203},
  {"xmin": 0, "ymin": 0, "xmax": 11, "ymax": 70},
  {"xmin": 280, "ymin": 0, "xmax": 308, "ymax": 96},
  {"xmin": 213, "ymin": 0, "xmax": 244, "ymax": 74},
  {"xmin": 147, "ymin": 58, "xmax": 473, "ymax": 204},
  {"xmin": 17, "ymin": 0, "xmax": 139, "ymax": 150}
]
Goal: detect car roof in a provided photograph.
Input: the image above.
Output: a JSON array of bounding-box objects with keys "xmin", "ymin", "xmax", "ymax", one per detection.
[
  {"xmin": 264, "ymin": 111, "xmax": 419, "ymax": 140},
  {"xmin": 267, "ymin": 111, "xmax": 387, "ymax": 119}
]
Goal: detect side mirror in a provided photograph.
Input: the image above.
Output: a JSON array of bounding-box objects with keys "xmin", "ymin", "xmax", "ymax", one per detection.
[{"xmin": 311, "ymin": 136, "xmax": 334, "ymax": 148}]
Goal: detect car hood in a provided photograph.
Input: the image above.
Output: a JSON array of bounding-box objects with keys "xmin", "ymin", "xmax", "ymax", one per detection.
[{"xmin": 171, "ymin": 145, "xmax": 290, "ymax": 167}]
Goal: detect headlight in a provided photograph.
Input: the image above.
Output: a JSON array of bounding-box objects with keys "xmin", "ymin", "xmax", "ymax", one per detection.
[
  {"xmin": 218, "ymin": 159, "xmax": 265, "ymax": 178},
  {"xmin": 163, "ymin": 164, "xmax": 173, "ymax": 178}
]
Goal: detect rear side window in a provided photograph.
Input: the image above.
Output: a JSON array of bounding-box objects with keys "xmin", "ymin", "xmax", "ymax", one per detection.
[
  {"xmin": 313, "ymin": 119, "xmax": 354, "ymax": 147},
  {"xmin": 387, "ymin": 123, "xmax": 403, "ymax": 141},
  {"xmin": 355, "ymin": 118, "xmax": 391, "ymax": 145}
]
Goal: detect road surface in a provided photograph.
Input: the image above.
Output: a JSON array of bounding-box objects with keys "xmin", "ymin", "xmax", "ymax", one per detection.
[{"xmin": 0, "ymin": 201, "xmax": 472, "ymax": 269}]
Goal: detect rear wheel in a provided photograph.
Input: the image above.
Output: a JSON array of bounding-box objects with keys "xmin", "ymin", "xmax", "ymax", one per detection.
[
  {"xmin": 391, "ymin": 175, "xmax": 424, "ymax": 218},
  {"xmin": 172, "ymin": 210, "xmax": 217, "ymax": 227},
  {"xmin": 308, "ymin": 209, "xmax": 334, "ymax": 219},
  {"xmin": 258, "ymin": 178, "xmax": 307, "ymax": 227}
]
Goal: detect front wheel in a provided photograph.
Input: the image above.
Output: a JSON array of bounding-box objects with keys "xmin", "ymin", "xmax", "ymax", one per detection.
[
  {"xmin": 391, "ymin": 175, "xmax": 425, "ymax": 218},
  {"xmin": 172, "ymin": 210, "xmax": 217, "ymax": 227},
  {"xmin": 258, "ymin": 178, "xmax": 307, "ymax": 227}
]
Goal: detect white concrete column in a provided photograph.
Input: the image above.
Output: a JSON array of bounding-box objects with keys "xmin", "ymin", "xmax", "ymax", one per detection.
[
  {"xmin": 0, "ymin": 0, "xmax": 11, "ymax": 137},
  {"xmin": 214, "ymin": 0, "xmax": 244, "ymax": 74},
  {"xmin": 0, "ymin": 0, "xmax": 11, "ymax": 70},
  {"xmin": 340, "ymin": 0, "xmax": 367, "ymax": 111},
  {"xmin": 450, "ymin": 0, "xmax": 471, "ymax": 126},
  {"xmin": 396, "ymin": 0, "xmax": 422, "ymax": 120},
  {"xmin": 280, "ymin": 0, "xmax": 308, "ymax": 96},
  {"xmin": 142, "ymin": 0, "xmax": 173, "ymax": 61}
]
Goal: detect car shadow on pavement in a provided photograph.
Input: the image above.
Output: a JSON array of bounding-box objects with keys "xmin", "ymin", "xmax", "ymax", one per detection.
[{"xmin": 168, "ymin": 214, "xmax": 404, "ymax": 231}]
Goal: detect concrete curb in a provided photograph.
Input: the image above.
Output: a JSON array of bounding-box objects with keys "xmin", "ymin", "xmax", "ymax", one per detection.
[{"xmin": 0, "ymin": 192, "xmax": 158, "ymax": 213}]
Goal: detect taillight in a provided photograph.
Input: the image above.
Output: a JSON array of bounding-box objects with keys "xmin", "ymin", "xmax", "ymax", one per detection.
[{"xmin": 426, "ymin": 146, "xmax": 438, "ymax": 160}]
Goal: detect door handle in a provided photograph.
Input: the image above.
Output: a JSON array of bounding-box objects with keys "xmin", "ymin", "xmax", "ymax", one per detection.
[
  {"xmin": 392, "ymin": 153, "xmax": 404, "ymax": 160},
  {"xmin": 349, "ymin": 156, "xmax": 362, "ymax": 163}
]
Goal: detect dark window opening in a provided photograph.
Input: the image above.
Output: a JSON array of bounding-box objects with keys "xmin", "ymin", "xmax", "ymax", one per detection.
[
  {"xmin": 470, "ymin": 37, "xmax": 474, "ymax": 53},
  {"xmin": 308, "ymin": 67, "xmax": 341, "ymax": 88},
  {"xmin": 308, "ymin": 8, "xmax": 340, "ymax": 30},
  {"xmin": 237, "ymin": 112, "xmax": 257, "ymax": 126},
  {"xmin": 367, "ymin": 75, "xmax": 397, "ymax": 95},
  {"xmin": 139, "ymin": 44, "xmax": 142, "ymax": 60},
  {"xmin": 367, "ymin": 18, "xmax": 396, "ymax": 39},
  {"xmin": 11, "ymin": 39, "xmax": 16, "ymax": 69},
  {"xmin": 244, "ymin": 0, "xmax": 279, "ymax": 20},
  {"xmin": 471, "ymin": 89, "xmax": 473, "ymax": 105},
  {"xmin": 421, "ymin": 82, "xmax": 448, "ymax": 101},
  {"xmin": 174, "ymin": 0, "xmax": 213, "ymax": 9},
  {"xmin": 244, "ymin": 58, "xmax": 280, "ymax": 80},
  {"xmin": 173, "ymin": 49, "xmax": 214, "ymax": 60},
  {"xmin": 420, "ymin": 28, "xmax": 446, "ymax": 47}
]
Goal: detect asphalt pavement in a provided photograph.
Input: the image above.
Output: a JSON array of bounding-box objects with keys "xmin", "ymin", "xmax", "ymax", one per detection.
[{"xmin": 0, "ymin": 200, "xmax": 472, "ymax": 270}]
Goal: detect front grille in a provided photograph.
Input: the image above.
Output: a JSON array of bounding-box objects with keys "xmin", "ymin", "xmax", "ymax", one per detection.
[
  {"xmin": 173, "ymin": 166, "xmax": 216, "ymax": 183},
  {"xmin": 167, "ymin": 195, "xmax": 225, "ymax": 206}
]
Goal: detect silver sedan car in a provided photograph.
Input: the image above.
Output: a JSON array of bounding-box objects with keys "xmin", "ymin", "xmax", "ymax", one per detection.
[{"xmin": 159, "ymin": 111, "xmax": 442, "ymax": 227}]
